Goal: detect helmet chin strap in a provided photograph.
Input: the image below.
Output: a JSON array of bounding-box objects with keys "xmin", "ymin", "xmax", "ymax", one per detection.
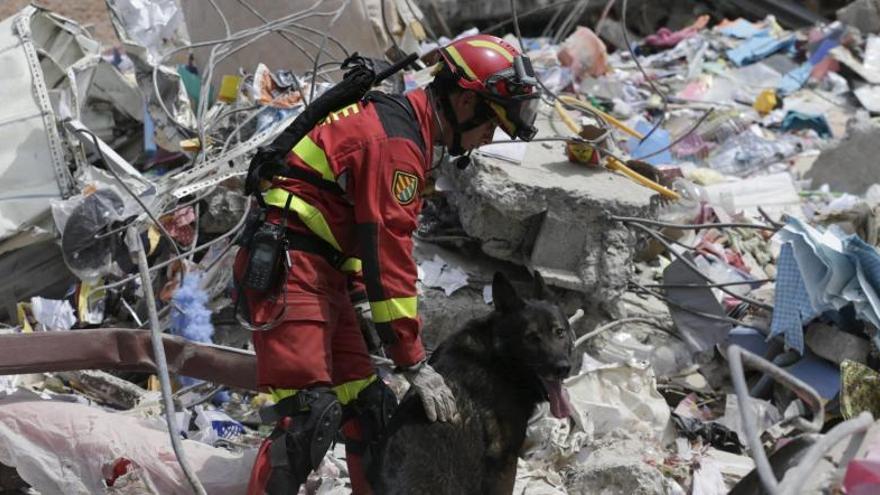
[{"xmin": 437, "ymin": 90, "xmax": 490, "ymax": 157}]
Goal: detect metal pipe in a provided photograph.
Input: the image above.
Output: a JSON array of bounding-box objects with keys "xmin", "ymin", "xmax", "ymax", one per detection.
[
  {"xmin": 778, "ymin": 412, "xmax": 874, "ymax": 495},
  {"xmin": 129, "ymin": 227, "xmax": 207, "ymax": 495},
  {"xmin": 610, "ymin": 214, "xmax": 778, "ymax": 232},
  {"xmin": 728, "ymin": 345, "xmax": 780, "ymax": 494}
]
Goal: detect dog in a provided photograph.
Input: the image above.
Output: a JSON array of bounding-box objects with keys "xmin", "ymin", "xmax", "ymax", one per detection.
[{"xmin": 371, "ymin": 272, "xmax": 575, "ymax": 495}]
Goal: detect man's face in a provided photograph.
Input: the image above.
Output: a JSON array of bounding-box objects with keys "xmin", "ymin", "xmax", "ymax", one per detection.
[{"xmin": 446, "ymin": 91, "xmax": 498, "ymax": 153}]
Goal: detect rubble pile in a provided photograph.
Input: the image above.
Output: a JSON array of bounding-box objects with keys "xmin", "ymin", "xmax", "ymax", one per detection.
[{"xmin": 4, "ymin": 0, "xmax": 880, "ymax": 494}]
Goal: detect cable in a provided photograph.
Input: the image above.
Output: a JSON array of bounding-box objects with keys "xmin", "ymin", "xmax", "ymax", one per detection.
[
  {"xmin": 310, "ymin": 0, "xmax": 351, "ymax": 103},
  {"xmin": 574, "ymin": 317, "xmax": 669, "ymax": 349},
  {"xmin": 609, "ymin": 215, "xmax": 778, "ymax": 232},
  {"xmin": 129, "ymin": 226, "xmax": 206, "ymax": 495},
  {"xmin": 632, "ymin": 108, "xmax": 714, "ymax": 162},
  {"xmin": 629, "ymin": 281, "xmax": 769, "ymax": 333},
  {"xmin": 620, "ymin": 0, "xmax": 668, "ymax": 144},
  {"xmin": 643, "ymin": 279, "xmax": 774, "ymax": 289},
  {"xmin": 88, "ymin": 201, "xmax": 252, "ymax": 296},
  {"xmin": 626, "ymin": 221, "xmax": 774, "ymax": 311},
  {"xmin": 484, "ymin": 0, "xmax": 575, "ymax": 35},
  {"xmin": 380, "ymin": 0, "xmax": 403, "ymax": 57},
  {"xmin": 594, "ymin": 0, "xmax": 618, "ymax": 33},
  {"xmin": 510, "ymin": 0, "xmax": 562, "ymax": 104},
  {"xmin": 208, "ymin": 0, "xmax": 232, "ymax": 37},
  {"xmin": 74, "ymin": 128, "xmax": 183, "ymax": 257}
]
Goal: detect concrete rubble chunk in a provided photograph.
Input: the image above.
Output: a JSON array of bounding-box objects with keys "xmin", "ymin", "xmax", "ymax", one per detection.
[
  {"xmin": 838, "ymin": 0, "xmax": 880, "ymax": 35},
  {"xmin": 444, "ymin": 110, "xmax": 656, "ymax": 311},
  {"xmin": 806, "ymin": 125, "xmax": 880, "ymax": 195}
]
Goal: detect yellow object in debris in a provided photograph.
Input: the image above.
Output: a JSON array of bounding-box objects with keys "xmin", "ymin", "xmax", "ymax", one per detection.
[
  {"xmin": 180, "ymin": 137, "xmax": 203, "ymax": 152},
  {"xmin": 16, "ymin": 302, "xmax": 33, "ymax": 333},
  {"xmin": 557, "ymin": 94, "xmax": 644, "ymax": 140},
  {"xmin": 409, "ymin": 21, "xmax": 427, "ymax": 41},
  {"xmin": 147, "ymin": 375, "xmax": 160, "ymax": 392},
  {"xmin": 218, "ymin": 75, "xmax": 242, "ymax": 103},
  {"xmin": 553, "ymin": 100, "xmax": 680, "ymax": 200},
  {"xmin": 754, "ymin": 89, "xmax": 777, "ymax": 115}
]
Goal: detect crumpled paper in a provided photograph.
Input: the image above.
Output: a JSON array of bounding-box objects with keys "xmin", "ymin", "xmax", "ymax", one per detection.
[
  {"xmin": 564, "ymin": 359, "xmax": 671, "ymax": 442},
  {"xmin": 29, "ymin": 297, "xmax": 76, "ymax": 331},
  {"xmin": 417, "ymin": 254, "xmax": 469, "ymax": 296}
]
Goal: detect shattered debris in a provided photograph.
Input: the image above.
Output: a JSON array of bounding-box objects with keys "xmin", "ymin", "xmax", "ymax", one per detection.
[{"xmin": 5, "ymin": 0, "xmax": 880, "ymax": 494}]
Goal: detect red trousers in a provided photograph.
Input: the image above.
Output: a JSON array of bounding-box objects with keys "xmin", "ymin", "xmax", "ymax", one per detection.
[
  {"xmin": 234, "ymin": 248, "xmax": 374, "ymax": 389},
  {"xmin": 235, "ymin": 247, "xmax": 375, "ymax": 494}
]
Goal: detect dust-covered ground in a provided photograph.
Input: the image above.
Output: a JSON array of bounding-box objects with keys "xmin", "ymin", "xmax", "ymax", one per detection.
[{"xmin": 0, "ymin": 0, "xmax": 117, "ymax": 45}]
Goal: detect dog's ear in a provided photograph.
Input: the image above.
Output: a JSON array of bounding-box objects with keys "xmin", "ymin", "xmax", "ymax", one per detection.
[
  {"xmin": 492, "ymin": 272, "xmax": 523, "ymax": 313},
  {"xmin": 533, "ymin": 271, "xmax": 548, "ymax": 300}
]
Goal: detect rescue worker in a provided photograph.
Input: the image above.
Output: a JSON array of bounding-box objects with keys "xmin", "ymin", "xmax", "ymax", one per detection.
[{"xmin": 235, "ymin": 34, "xmax": 540, "ymax": 494}]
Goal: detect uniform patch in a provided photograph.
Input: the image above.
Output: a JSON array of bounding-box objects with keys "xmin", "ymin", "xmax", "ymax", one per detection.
[{"xmin": 392, "ymin": 170, "xmax": 419, "ymax": 205}]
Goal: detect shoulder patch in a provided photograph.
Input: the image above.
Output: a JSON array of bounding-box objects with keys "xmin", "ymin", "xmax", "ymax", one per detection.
[{"xmin": 392, "ymin": 170, "xmax": 419, "ymax": 205}]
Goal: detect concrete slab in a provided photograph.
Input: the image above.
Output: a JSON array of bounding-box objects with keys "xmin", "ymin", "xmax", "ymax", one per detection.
[
  {"xmin": 442, "ymin": 109, "xmax": 656, "ymax": 311},
  {"xmin": 805, "ymin": 126, "xmax": 880, "ymax": 195}
]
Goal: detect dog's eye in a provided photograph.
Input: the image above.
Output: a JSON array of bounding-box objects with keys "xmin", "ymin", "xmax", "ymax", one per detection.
[
  {"xmin": 553, "ymin": 327, "xmax": 566, "ymax": 338},
  {"xmin": 527, "ymin": 333, "xmax": 541, "ymax": 344}
]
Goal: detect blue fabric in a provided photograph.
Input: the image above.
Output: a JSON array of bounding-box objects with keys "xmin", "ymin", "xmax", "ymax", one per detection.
[
  {"xmin": 781, "ymin": 110, "xmax": 832, "ymax": 138},
  {"xmin": 718, "ymin": 19, "xmax": 768, "ymax": 39},
  {"xmin": 627, "ymin": 120, "xmax": 673, "ymax": 165},
  {"xmin": 727, "ymin": 34, "xmax": 796, "ymax": 66},
  {"xmin": 770, "ymin": 243, "xmax": 817, "ymax": 353},
  {"xmin": 778, "ymin": 63, "xmax": 813, "ymax": 96}
]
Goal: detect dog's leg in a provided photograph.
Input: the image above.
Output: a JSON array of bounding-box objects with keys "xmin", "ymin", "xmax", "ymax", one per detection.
[{"xmin": 486, "ymin": 458, "xmax": 517, "ymax": 495}]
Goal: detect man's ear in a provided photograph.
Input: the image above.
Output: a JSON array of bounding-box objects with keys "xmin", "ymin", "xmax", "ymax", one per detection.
[
  {"xmin": 492, "ymin": 272, "xmax": 523, "ymax": 313},
  {"xmin": 533, "ymin": 271, "xmax": 548, "ymax": 300}
]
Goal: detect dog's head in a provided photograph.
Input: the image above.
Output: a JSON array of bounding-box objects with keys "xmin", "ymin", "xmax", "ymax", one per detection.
[{"xmin": 490, "ymin": 272, "xmax": 574, "ymax": 419}]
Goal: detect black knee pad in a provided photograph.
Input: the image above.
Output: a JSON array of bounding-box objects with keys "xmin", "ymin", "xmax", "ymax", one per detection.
[
  {"xmin": 343, "ymin": 378, "xmax": 398, "ymax": 456},
  {"xmin": 264, "ymin": 387, "xmax": 342, "ymax": 494}
]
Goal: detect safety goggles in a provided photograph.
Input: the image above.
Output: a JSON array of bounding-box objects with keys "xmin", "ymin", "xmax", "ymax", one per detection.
[{"xmin": 483, "ymin": 56, "xmax": 540, "ymax": 141}]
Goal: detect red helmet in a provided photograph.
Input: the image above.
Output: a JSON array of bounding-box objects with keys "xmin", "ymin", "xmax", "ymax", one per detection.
[{"xmin": 437, "ymin": 34, "xmax": 540, "ymax": 141}]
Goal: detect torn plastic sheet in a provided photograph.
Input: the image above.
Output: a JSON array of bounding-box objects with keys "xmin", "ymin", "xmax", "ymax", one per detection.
[
  {"xmin": 417, "ymin": 254, "xmax": 469, "ymax": 296},
  {"xmin": 0, "ymin": 394, "xmax": 255, "ymax": 494},
  {"xmin": 565, "ymin": 359, "xmax": 671, "ymax": 442},
  {"xmin": 105, "ymin": 0, "xmax": 190, "ymax": 66},
  {"xmin": 29, "ymin": 297, "xmax": 76, "ymax": 331}
]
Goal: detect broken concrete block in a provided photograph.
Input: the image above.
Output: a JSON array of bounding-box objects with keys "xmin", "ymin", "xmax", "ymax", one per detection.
[
  {"xmin": 838, "ymin": 0, "xmax": 880, "ymax": 35},
  {"xmin": 806, "ymin": 126, "xmax": 880, "ymax": 195},
  {"xmin": 565, "ymin": 433, "xmax": 682, "ymax": 495},
  {"xmin": 443, "ymin": 111, "xmax": 656, "ymax": 311},
  {"xmin": 805, "ymin": 322, "xmax": 870, "ymax": 365}
]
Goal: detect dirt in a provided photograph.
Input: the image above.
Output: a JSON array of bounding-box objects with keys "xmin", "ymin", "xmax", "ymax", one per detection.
[{"xmin": 0, "ymin": 0, "xmax": 118, "ymax": 46}]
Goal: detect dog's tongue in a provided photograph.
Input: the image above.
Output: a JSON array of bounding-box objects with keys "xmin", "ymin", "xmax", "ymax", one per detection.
[{"xmin": 541, "ymin": 379, "xmax": 573, "ymax": 419}]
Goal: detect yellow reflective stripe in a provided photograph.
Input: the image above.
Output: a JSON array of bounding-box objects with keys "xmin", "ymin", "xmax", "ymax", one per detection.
[
  {"xmin": 466, "ymin": 39, "xmax": 514, "ymax": 62},
  {"xmin": 370, "ymin": 296, "xmax": 418, "ymax": 323},
  {"xmin": 270, "ymin": 375, "xmax": 377, "ymax": 406},
  {"xmin": 263, "ymin": 189, "xmax": 342, "ymax": 251},
  {"xmin": 340, "ymin": 257, "xmax": 362, "ymax": 273},
  {"xmin": 270, "ymin": 388, "xmax": 297, "ymax": 404},
  {"xmin": 291, "ymin": 136, "xmax": 334, "ymax": 182},
  {"xmin": 334, "ymin": 375, "xmax": 377, "ymax": 405},
  {"xmin": 445, "ymin": 45, "xmax": 477, "ymax": 80},
  {"xmin": 489, "ymin": 101, "xmax": 516, "ymax": 136}
]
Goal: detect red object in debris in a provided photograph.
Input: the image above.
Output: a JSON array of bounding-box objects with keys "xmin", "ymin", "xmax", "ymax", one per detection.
[
  {"xmin": 844, "ymin": 459, "xmax": 880, "ymax": 495},
  {"xmin": 104, "ymin": 458, "xmax": 133, "ymax": 487}
]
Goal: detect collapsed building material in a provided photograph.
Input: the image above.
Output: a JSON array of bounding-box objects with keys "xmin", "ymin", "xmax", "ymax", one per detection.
[
  {"xmin": 444, "ymin": 111, "xmax": 656, "ymax": 312},
  {"xmin": 0, "ymin": 328, "xmax": 257, "ymax": 390},
  {"xmin": 0, "ymin": 396, "xmax": 256, "ymax": 494}
]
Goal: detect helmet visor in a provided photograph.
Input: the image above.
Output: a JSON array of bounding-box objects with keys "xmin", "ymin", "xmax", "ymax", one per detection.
[{"xmin": 489, "ymin": 94, "xmax": 540, "ymax": 141}]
